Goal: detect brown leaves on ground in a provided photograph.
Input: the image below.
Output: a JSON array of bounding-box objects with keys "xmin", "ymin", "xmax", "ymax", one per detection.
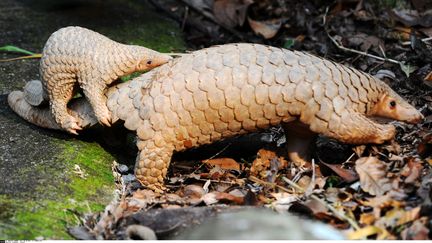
[
  {"xmin": 355, "ymin": 157, "xmax": 392, "ymax": 196},
  {"xmin": 247, "ymin": 17, "xmax": 282, "ymax": 39},
  {"xmin": 250, "ymin": 148, "xmax": 288, "ymax": 182},
  {"xmin": 213, "ymin": 0, "xmax": 253, "ymax": 28}
]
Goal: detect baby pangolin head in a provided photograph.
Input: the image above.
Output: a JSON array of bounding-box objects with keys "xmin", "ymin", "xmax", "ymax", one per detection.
[
  {"xmin": 370, "ymin": 85, "xmax": 423, "ymax": 124},
  {"xmin": 133, "ymin": 47, "xmax": 173, "ymax": 71}
]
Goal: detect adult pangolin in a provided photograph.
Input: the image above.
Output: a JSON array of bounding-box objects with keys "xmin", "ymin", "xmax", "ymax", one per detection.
[
  {"xmin": 8, "ymin": 43, "xmax": 423, "ymax": 192},
  {"xmin": 38, "ymin": 26, "xmax": 172, "ymax": 134}
]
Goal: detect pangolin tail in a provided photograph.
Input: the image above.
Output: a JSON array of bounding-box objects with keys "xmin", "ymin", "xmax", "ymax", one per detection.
[{"xmin": 8, "ymin": 90, "xmax": 61, "ymax": 130}]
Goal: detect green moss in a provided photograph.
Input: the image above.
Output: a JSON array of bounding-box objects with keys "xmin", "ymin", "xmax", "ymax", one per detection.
[
  {"xmin": 99, "ymin": 2, "xmax": 186, "ymax": 53},
  {"xmin": 1, "ymin": 140, "xmax": 115, "ymax": 240}
]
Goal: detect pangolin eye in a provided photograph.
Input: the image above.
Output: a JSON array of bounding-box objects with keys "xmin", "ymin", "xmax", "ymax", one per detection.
[
  {"xmin": 147, "ymin": 60, "xmax": 152, "ymax": 65},
  {"xmin": 390, "ymin": 101, "xmax": 396, "ymax": 108}
]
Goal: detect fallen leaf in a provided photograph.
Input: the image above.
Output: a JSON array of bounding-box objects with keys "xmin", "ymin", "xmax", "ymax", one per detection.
[
  {"xmin": 213, "ymin": 0, "xmax": 253, "ymax": 28},
  {"xmin": 389, "ymin": 9, "xmax": 432, "ymax": 27},
  {"xmin": 320, "ymin": 162, "xmax": 358, "ymax": 183},
  {"xmin": 202, "ymin": 192, "xmax": 218, "ymax": 205},
  {"xmin": 270, "ymin": 192, "xmax": 298, "ymax": 213},
  {"xmin": 348, "ymin": 225, "xmax": 382, "ymax": 240},
  {"xmin": 183, "ymin": 184, "xmax": 206, "ymax": 199},
  {"xmin": 304, "ymin": 198, "xmax": 329, "ymax": 214},
  {"xmin": 396, "ymin": 207, "xmax": 421, "ymax": 226},
  {"xmin": 204, "ymin": 158, "xmax": 241, "ymax": 170},
  {"xmin": 247, "ymin": 17, "xmax": 282, "ymax": 39},
  {"xmin": 215, "ymin": 192, "xmax": 244, "ymax": 204},
  {"xmin": 355, "ymin": 157, "xmax": 392, "ymax": 196},
  {"xmin": 250, "ymin": 149, "xmax": 288, "ymax": 180},
  {"xmin": 346, "ymin": 33, "xmax": 385, "ymax": 54},
  {"xmin": 400, "ymin": 62, "xmax": 418, "ymax": 77},
  {"xmin": 400, "ymin": 158, "xmax": 423, "ymax": 183},
  {"xmin": 359, "ymin": 213, "xmax": 376, "ymax": 225},
  {"xmin": 401, "ymin": 218, "xmax": 430, "ymax": 240}
]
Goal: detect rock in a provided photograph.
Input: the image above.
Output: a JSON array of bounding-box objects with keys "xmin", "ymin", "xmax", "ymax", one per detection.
[
  {"xmin": 118, "ymin": 164, "xmax": 130, "ymax": 174},
  {"xmin": 175, "ymin": 209, "xmax": 346, "ymax": 240},
  {"xmin": 122, "ymin": 174, "xmax": 136, "ymax": 184},
  {"xmin": 0, "ymin": 0, "xmax": 185, "ymax": 239}
]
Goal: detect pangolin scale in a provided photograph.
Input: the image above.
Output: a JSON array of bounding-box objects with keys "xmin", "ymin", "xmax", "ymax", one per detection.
[{"xmin": 8, "ymin": 43, "xmax": 423, "ymax": 192}]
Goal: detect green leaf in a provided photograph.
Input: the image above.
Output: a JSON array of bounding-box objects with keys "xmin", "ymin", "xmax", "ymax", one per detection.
[
  {"xmin": 399, "ymin": 62, "xmax": 418, "ymax": 78},
  {"xmin": 0, "ymin": 45, "xmax": 35, "ymax": 55},
  {"xmin": 283, "ymin": 38, "xmax": 295, "ymax": 49}
]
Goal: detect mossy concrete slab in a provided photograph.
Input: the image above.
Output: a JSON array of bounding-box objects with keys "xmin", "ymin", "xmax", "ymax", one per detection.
[{"xmin": 0, "ymin": 0, "xmax": 185, "ymax": 239}]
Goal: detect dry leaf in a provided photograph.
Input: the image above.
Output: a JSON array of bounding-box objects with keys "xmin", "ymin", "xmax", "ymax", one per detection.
[
  {"xmin": 215, "ymin": 192, "xmax": 244, "ymax": 204},
  {"xmin": 270, "ymin": 192, "xmax": 298, "ymax": 213},
  {"xmin": 250, "ymin": 149, "xmax": 288, "ymax": 179},
  {"xmin": 396, "ymin": 207, "xmax": 421, "ymax": 226},
  {"xmin": 359, "ymin": 213, "xmax": 376, "ymax": 225},
  {"xmin": 401, "ymin": 218, "xmax": 430, "ymax": 240},
  {"xmin": 348, "ymin": 225, "xmax": 382, "ymax": 240},
  {"xmin": 400, "ymin": 158, "xmax": 423, "ymax": 183},
  {"xmin": 247, "ymin": 17, "xmax": 282, "ymax": 39},
  {"xmin": 346, "ymin": 33, "xmax": 385, "ymax": 54},
  {"xmin": 183, "ymin": 184, "xmax": 206, "ymax": 199},
  {"xmin": 204, "ymin": 158, "xmax": 241, "ymax": 170},
  {"xmin": 321, "ymin": 161, "xmax": 358, "ymax": 183},
  {"xmin": 355, "ymin": 157, "xmax": 392, "ymax": 196},
  {"xmin": 202, "ymin": 192, "xmax": 218, "ymax": 205},
  {"xmin": 213, "ymin": 0, "xmax": 253, "ymax": 28}
]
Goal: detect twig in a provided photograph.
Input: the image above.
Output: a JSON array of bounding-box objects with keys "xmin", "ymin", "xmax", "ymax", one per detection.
[
  {"xmin": 248, "ymin": 175, "xmax": 293, "ymax": 193},
  {"xmin": 181, "ymin": 6, "xmax": 189, "ymax": 31},
  {"xmin": 191, "ymin": 143, "xmax": 232, "ymax": 174},
  {"xmin": 282, "ymin": 176, "xmax": 360, "ymax": 230},
  {"xmin": 344, "ymin": 153, "xmax": 356, "ymax": 163},
  {"xmin": 0, "ymin": 53, "xmax": 42, "ymax": 62},
  {"xmin": 305, "ymin": 159, "xmax": 316, "ymax": 196},
  {"xmin": 327, "ymin": 33, "xmax": 400, "ymax": 65},
  {"xmin": 401, "ymin": 36, "xmax": 432, "ymax": 46}
]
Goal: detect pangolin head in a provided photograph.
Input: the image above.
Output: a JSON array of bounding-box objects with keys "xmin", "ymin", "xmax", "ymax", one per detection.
[
  {"xmin": 134, "ymin": 46, "xmax": 173, "ymax": 71},
  {"xmin": 370, "ymin": 83, "xmax": 423, "ymax": 124}
]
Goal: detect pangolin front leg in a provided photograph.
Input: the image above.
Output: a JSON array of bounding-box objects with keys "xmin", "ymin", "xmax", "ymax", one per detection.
[
  {"xmin": 135, "ymin": 139, "xmax": 174, "ymax": 193},
  {"xmin": 317, "ymin": 109, "xmax": 396, "ymax": 144},
  {"xmin": 48, "ymin": 77, "xmax": 81, "ymax": 134}
]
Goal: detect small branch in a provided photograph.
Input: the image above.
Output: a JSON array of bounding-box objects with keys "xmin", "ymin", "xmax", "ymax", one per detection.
[
  {"xmin": 0, "ymin": 53, "xmax": 42, "ymax": 62},
  {"xmin": 281, "ymin": 176, "xmax": 360, "ymax": 230},
  {"xmin": 191, "ymin": 143, "xmax": 232, "ymax": 175},
  {"xmin": 327, "ymin": 33, "xmax": 400, "ymax": 65},
  {"xmin": 401, "ymin": 36, "xmax": 432, "ymax": 46},
  {"xmin": 248, "ymin": 175, "xmax": 293, "ymax": 193}
]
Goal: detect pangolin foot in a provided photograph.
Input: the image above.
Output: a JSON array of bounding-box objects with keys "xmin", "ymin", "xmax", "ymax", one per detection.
[
  {"xmin": 136, "ymin": 176, "xmax": 166, "ymax": 193},
  {"xmin": 95, "ymin": 108, "xmax": 112, "ymax": 127},
  {"xmin": 62, "ymin": 115, "xmax": 82, "ymax": 135},
  {"xmin": 373, "ymin": 124, "xmax": 396, "ymax": 144}
]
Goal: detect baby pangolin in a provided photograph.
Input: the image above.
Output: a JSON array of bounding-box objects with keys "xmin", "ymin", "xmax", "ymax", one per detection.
[
  {"xmin": 39, "ymin": 26, "xmax": 172, "ymax": 134},
  {"xmin": 9, "ymin": 43, "xmax": 423, "ymax": 192}
]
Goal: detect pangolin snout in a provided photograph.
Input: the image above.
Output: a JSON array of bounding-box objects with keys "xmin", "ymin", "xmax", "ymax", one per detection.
[{"xmin": 406, "ymin": 112, "xmax": 424, "ymax": 124}]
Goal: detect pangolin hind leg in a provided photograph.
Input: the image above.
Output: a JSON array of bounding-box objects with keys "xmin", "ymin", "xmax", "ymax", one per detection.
[
  {"xmin": 135, "ymin": 139, "xmax": 174, "ymax": 192},
  {"xmin": 48, "ymin": 78, "xmax": 82, "ymax": 134},
  {"xmin": 80, "ymin": 77, "xmax": 112, "ymax": 127},
  {"xmin": 282, "ymin": 122, "xmax": 317, "ymax": 168}
]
